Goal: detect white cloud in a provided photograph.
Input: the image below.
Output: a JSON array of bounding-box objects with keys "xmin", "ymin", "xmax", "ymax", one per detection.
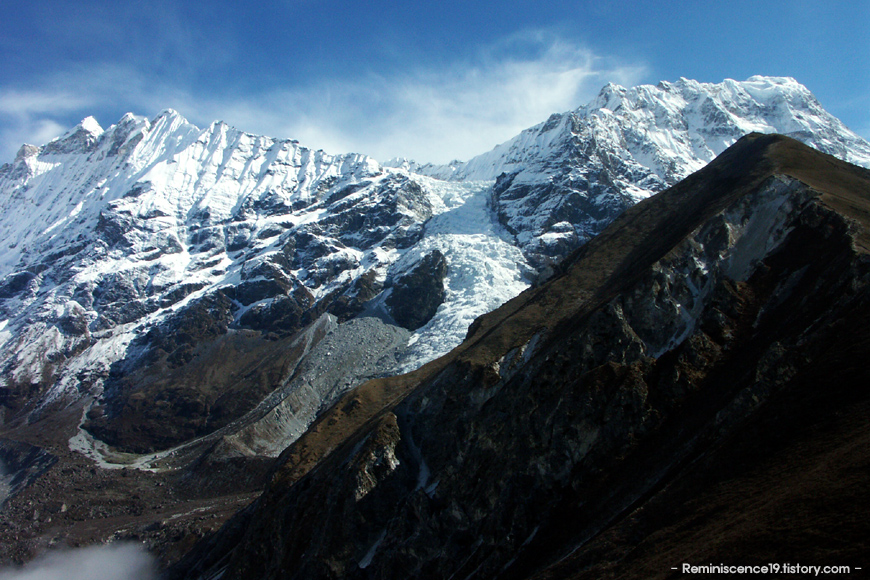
[
  {"xmin": 0, "ymin": 543, "xmax": 156, "ymax": 580},
  {"xmin": 0, "ymin": 118, "xmax": 67, "ymax": 160},
  {"xmin": 216, "ymin": 34, "xmax": 647, "ymax": 163},
  {"xmin": 0, "ymin": 32, "xmax": 648, "ymax": 165},
  {"xmin": 0, "ymin": 91, "xmax": 93, "ymax": 118}
]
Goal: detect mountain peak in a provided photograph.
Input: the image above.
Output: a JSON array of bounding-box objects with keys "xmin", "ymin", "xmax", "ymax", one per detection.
[
  {"xmin": 590, "ymin": 81, "xmax": 627, "ymax": 110},
  {"xmin": 115, "ymin": 111, "xmax": 147, "ymax": 127},
  {"xmin": 153, "ymin": 108, "xmax": 187, "ymax": 122},
  {"xmin": 14, "ymin": 143, "xmax": 40, "ymax": 161},
  {"xmin": 77, "ymin": 115, "xmax": 104, "ymax": 136},
  {"xmin": 39, "ymin": 116, "xmax": 104, "ymax": 155},
  {"xmin": 744, "ymin": 74, "xmax": 801, "ymax": 85}
]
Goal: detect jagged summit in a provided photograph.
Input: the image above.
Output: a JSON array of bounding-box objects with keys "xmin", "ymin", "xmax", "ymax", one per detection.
[
  {"xmin": 407, "ymin": 76, "xmax": 870, "ymax": 270},
  {"xmin": 414, "ymin": 76, "xmax": 870, "ymax": 181},
  {"xmin": 77, "ymin": 116, "xmax": 104, "ymax": 136},
  {"xmin": 154, "ymin": 108, "xmax": 187, "ymax": 122}
]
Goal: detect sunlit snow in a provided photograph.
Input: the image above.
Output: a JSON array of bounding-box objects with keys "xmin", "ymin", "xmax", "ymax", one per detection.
[{"xmin": 394, "ymin": 177, "xmax": 531, "ymax": 372}]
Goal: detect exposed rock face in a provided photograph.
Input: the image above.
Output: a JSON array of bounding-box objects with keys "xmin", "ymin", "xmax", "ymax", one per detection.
[
  {"xmin": 171, "ymin": 135, "xmax": 870, "ymax": 579},
  {"xmin": 0, "ymin": 440, "xmax": 57, "ymax": 508},
  {"xmin": 386, "ymin": 250, "xmax": 448, "ymax": 330}
]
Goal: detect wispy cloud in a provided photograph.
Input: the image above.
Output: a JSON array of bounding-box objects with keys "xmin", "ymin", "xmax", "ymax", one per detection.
[
  {"xmin": 0, "ymin": 89, "xmax": 96, "ymax": 161},
  {"xmin": 234, "ymin": 32, "xmax": 648, "ymax": 162},
  {"xmin": 0, "ymin": 31, "xmax": 647, "ymax": 164},
  {"xmin": 0, "ymin": 543, "xmax": 156, "ymax": 580}
]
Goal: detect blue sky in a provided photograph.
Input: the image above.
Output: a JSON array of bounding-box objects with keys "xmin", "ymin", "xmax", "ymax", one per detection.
[{"xmin": 1, "ymin": 0, "xmax": 867, "ymax": 164}]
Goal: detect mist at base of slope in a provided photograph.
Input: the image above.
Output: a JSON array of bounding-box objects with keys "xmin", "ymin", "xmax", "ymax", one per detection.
[{"xmin": 0, "ymin": 544, "xmax": 156, "ymax": 580}]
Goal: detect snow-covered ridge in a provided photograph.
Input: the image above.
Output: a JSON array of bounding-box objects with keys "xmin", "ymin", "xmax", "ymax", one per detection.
[
  {"xmin": 0, "ymin": 108, "xmax": 530, "ymax": 423},
  {"xmin": 406, "ymin": 76, "xmax": 870, "ymax": 182},
  {"xmin": 0, "ymin": 109, "xmax": 382, "ymax": 278},
  {"xmin": 390, "ymin": 76, "xmax": 870, "ymax": 271}
]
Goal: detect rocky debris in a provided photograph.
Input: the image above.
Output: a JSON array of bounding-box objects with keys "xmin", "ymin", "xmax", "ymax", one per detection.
[
  {"xmin": 0, "ymin": 431, "xmax": 259, "ymax": 570},
  {"xmin": 195, "ymin": 315, "xmax": 411, "ymax": 463},
  {"xmin": 0, "ymin": 315, "xmax": 411, "ymax": 573}
]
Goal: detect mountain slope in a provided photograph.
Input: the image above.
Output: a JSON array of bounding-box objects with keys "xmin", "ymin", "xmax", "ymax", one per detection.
[
  {"xmin": 2, "ymin": 77, "xmax": 868, "ymax": 456},
  {"xmin": 171, "ymin": 134, "xmax": 870, "ymax": 579}
]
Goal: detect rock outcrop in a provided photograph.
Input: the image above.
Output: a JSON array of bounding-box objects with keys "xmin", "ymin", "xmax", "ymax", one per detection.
[{"xmin": 386, "ymin": 250, "xmax": 448, "ymax": 330}]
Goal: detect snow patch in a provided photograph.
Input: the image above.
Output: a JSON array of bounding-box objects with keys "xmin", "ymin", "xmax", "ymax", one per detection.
[{"xmin": 359, "ymin": 530, "xmax": 387, "ymax": 569}]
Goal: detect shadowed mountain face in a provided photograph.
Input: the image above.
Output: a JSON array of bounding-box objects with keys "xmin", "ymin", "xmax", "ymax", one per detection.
[{"xmin": 171, "ymin": 135, "xmax": 870, "ymax": 579}]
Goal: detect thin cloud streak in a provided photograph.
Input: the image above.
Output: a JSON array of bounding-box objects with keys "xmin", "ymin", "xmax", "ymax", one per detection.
[
  {"xmin": 259, "ymin": 36, "xmax": 647, "ymax": 162},
  {"xmin": 0, "ymin": 34, "xmax": 647, "ymax": 164},
  {"xmin": 0, "ymin": 90, "xmax": 93, "ymax": 118},
  {"xmin": 0, "ymin": 89, "xmax": 97, "ymax": 161}
]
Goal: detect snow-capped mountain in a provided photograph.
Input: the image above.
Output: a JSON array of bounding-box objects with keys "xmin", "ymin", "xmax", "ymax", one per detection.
[
  {"xmin": 0, "ymin": 109, "xmax": 529, "ymax": 453},
  {"xmin": 4, "ymin": 77, "xmax": 870, "ymax": 572},
  {"xmin": 1, "ymin": 76, "xmax": 869, "ymax": 458},
  {"xmin": 395, "ymin": 76, "xmax": 870, "ymax": 269}
]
